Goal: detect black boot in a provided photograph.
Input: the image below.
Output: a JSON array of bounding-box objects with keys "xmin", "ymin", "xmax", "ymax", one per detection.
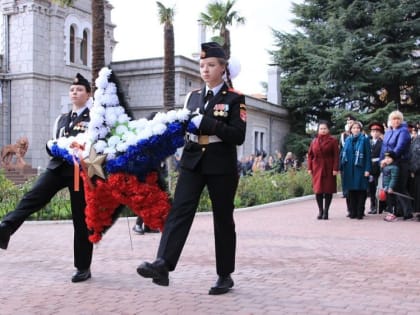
[
  {"xmin": 323, "ymin": 209, "xmax": 329, "ymax": 220},
  {"xmin": 317, "ymin": 209, "xmax": 323, "ymax": 220},
  {"xmin": 137, "ymin": 258, "xmax": 169, "ymax": 286},
  {"xmin": 0, "ymin": 222, "xmax": 12, "ymax": 250}
]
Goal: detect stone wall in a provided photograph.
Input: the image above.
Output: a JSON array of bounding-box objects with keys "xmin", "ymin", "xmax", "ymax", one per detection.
[{"xmin": 0, "ymin": 0, "xmax": 114, "ymax": 168}]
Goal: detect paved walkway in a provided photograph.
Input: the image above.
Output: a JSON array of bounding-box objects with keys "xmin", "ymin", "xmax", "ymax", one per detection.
[{"xmin": 1, "ymin": 195, "xmax": 420, "ymax": 315}]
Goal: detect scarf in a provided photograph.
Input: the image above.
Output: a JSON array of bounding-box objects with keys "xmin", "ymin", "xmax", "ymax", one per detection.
[{"xmin": 341, "ymin": 134, "xmax": 366, "ymax": 167}]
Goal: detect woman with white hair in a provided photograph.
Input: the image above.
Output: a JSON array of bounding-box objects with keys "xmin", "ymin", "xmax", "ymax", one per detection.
[{"xmin": 380, "ymin": 110, "xmax": 412, "ymax": 219}]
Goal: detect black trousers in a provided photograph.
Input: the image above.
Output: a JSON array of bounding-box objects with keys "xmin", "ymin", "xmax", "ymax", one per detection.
[
  {"xmin": 157, "ymin": 168, "xmax": 238, "ymax": 277},
  {"xmin": 395, "ymin": 161, "xmax": 412, "ymax": 217},
  {"xmin": 2, "ymin": 167, "xmax": 93, "ymax": 270},
  {"xmin": 348, "ymin": 190, "xmax": 367, "ymax": 219}
]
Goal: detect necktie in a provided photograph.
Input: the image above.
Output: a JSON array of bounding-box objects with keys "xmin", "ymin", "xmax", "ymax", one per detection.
[
  {"xmin": 69, "ymin": 112, "xmax": 77, "ymax": 127},
  {"xmin": 205, "ymin": 90, "xmax": 214, "ymax": 103}
]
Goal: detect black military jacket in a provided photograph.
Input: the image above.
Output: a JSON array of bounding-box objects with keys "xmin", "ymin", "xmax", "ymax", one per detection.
[
  {"xmin": 47, "ymin": 108, "xmax": 90, "ymax": 173},
  {"xmin": 181, "ymin": 83, "xmax": 246, "ymax": 174}
]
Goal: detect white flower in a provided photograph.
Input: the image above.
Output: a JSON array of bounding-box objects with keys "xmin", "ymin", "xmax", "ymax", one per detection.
[
  {"xmin": 103, "ymin": 93, "xmax": 119, "ymax": 107},
  {"xmin": 74, "ymin": 133, "xmax": 88, "ymax": 145},
  {"xmin": 98, "ymin": 126, "xmax": 110, "ymax": 139},
  {"xmin": 89, "ymin": 114, "xmax": 105, "ymax": 128},
  {"xmin": 103, "ymin": 147, "xmax": 117, "ymax": 159},
  {"xmin": 93, "ymin": 90, "xmax": 105, "ymax": 104},
  {"xmin": 116, "ymin": 142, "xmax": 129, "ymax": 152},
  {"xmin": 107, "ymin": 135, "xmax": 121, "ymax": 148},
  {"xmin": 94, "ymin": 140, "xmax": 107, "ymax": 153},
  {"xmin": 105, "ymin": 82, "xmax": 117, "ymax": 93},
  {"xmin": 86, "ymin": 127, "xmax": 100, "ymax": 142},
  {"xmin": 98, "ymin": 67, "xmax": 112, "ymax": 78},
  {"xmin": 151, "ymin": 122, "xmax": 166, "ymax": 135},
  {"xmin": 137, "ymin": 128, "xmax": 153, "ymax": 140},
  {"xmin": 165, "ymin": 110, "xmax": 178, "ymax": 123},
  {"xmin": 117, "ymin": 113, "xmax": 130, "ymax": 123},
  {"xmin": 57, "ymin": 136, "xmax": 74, "ymax": 148},
  {"xmin": 105, "ymin": 152, "xmax": 116, "ymax": 161},
  {"xmin": 96, "ymin": 68, "xmax": 112, "ymax": 89},
  {"xmin": 129, "ymin": 118, "xmax": 148, "ymax": 130},
  {"xmin": 115, "ymin": 106, "xmax": 125, "ymax": 116},
  {"xmin": 153, "ymin": 112, "xmax": 168, "ymax": 124},
  {"xmin": 105, "ymin": 113, "xmax": 118, "ymax": 126},
  {"xmin": 176, "ymin": 108, "xmax": 191, "ymax": 121},
  {"xmin": 90, "ymin": 105, "xmax": 105, "ymax": 119},
  {"xmin": 115, "ymin": 124, "xmax": 129, "ymax": 136},
  {"xmin": 123, "ymin": 132, "xmax": 138, "ymax": 146}
]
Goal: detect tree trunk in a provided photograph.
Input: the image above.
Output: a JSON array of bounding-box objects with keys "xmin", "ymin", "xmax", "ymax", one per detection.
[
  {"xmin": 91, "ymin": 0, "xmax": 105, "ymax": 91},
  {"xmin": 163, "ymin": 22, "xmax": 175, "ymax": 112}
]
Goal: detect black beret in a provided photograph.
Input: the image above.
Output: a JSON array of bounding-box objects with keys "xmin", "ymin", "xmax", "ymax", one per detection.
[
  {"xmin": 72, "ymin": 73, "xmax": 91, "ymax": 93},
  {"xmin": 200, "ymin": 42, "xmax": 226, "ymax": 59}
]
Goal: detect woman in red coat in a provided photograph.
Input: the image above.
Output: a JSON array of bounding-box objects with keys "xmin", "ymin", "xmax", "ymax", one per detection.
[{"xmin": 307, "ymin": 121, "xmax": 340, "ymax": 220}]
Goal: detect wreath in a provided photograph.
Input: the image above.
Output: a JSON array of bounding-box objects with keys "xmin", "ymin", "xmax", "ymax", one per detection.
[{"xmin": 47, "ymin": 67, "xmax": 190, "ymax": 243}]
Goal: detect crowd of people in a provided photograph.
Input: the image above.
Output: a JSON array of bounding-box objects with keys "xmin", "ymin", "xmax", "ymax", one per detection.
[
  {"xmin": 237, "ymin": 150, "xmax": 300, "ymax": 176},
  {"xmin": 307, "ymin": 111, "xmax": 420, "ymax": 222}
]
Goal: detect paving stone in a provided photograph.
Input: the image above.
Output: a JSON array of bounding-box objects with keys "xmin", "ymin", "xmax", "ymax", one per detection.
[{"xmin": 1, "ymin": 195, "xmax": 420, "ymax": 314}]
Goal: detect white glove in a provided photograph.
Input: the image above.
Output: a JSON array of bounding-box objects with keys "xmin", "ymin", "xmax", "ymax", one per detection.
[{"xmin": 191, "ymin": 114, "xmax": 203, "ymax": 128}]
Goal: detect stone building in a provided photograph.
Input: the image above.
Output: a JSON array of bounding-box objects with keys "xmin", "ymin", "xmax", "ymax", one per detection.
[{"xmin": 0, "ymin": 0, "xmax": 289, "ymax": 169}]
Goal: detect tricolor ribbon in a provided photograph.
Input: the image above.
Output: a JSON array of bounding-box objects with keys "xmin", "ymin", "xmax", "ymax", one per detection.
[{"xmin": 69, "ymin": 142, "xmax": 94, "ymax": 191}]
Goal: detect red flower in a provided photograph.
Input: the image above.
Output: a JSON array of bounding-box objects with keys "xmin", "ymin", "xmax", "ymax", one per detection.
[{"xmin": 81, "ymin": 171, "xmax": 170, "ymax": 243}]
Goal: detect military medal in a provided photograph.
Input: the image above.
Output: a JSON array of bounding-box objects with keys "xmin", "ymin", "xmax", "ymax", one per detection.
[{"xmin": 213, "ymin": 104, "xmax": 230, "ymax": 117}]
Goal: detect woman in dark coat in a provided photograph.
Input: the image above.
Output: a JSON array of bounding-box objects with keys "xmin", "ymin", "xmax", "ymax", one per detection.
[
  {"xmin": 307, "ymin": 121, "xmax": 339, "ymax": 220},
  {"xmin": 340, "ymin": 121, "xmax": 371, "ymax": 219}
]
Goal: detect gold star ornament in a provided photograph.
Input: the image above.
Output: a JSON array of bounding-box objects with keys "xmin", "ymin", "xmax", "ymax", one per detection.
[{"xmin": 83, "ymin": 146, "xmax": 107, "ymax": 179}]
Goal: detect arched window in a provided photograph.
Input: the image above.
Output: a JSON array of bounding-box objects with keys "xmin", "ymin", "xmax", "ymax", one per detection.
[
  {"xmin": 69, "ymin": 26, "xmax": 75, "ymax": 63},
  {"xmin": 80, "ymin": 29, "xmax": 88, "ymax": 65}
]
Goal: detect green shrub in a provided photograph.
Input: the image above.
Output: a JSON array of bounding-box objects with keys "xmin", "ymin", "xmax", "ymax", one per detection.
[
  {"xmin": 0, "ymin": 168, "xmax": 317, "ymax": 221},
  {"xmin": 234, "ymin": 169, "xmax": 313, "ymax": 208},
  {"xmin": 0, "ymin": 170, "xmax": 21, "ymax": 218},
  {"xmin": 0, "ymin": 172, "xmax": 73, "ymax": 220}
]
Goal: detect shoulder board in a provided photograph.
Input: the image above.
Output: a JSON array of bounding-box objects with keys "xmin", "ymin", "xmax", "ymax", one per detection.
[{"xmin": 228, "ymin": 88, "xmax": 243, "ymax": 95}]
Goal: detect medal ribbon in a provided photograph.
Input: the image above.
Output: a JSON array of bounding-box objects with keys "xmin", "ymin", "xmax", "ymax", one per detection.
[{"xmin": 69, "ymin": 142, "xmax": 94, "ymax": 191}]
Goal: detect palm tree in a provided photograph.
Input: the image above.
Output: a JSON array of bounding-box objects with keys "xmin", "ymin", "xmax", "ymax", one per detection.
[
  {"xmin": 156, "ymin": 1, "xmax": 176, "ymax": 189},
  {"xmin": 199, "ymin": 0, "xmax": 245, "ymax": 60},
  {"xmin": 156, "ymin": 1, "xmax": 175, "ymax": 112},
  {"xmin": 91, "ymin": 0, "xmax": 105, "ymax": 90}
]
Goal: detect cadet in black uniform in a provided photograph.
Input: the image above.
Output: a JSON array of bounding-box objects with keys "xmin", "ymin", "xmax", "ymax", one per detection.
[
  {"xmin": 137, "ymin": 42, "xmax": 247, "ymax": 295},
  {"xmin": 0, "ymin": 73, "xmax": 93, "ymax": 283},
  {"xmin": 367, "ymin": 122, "xmax": 385, "ymax": 214}
]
